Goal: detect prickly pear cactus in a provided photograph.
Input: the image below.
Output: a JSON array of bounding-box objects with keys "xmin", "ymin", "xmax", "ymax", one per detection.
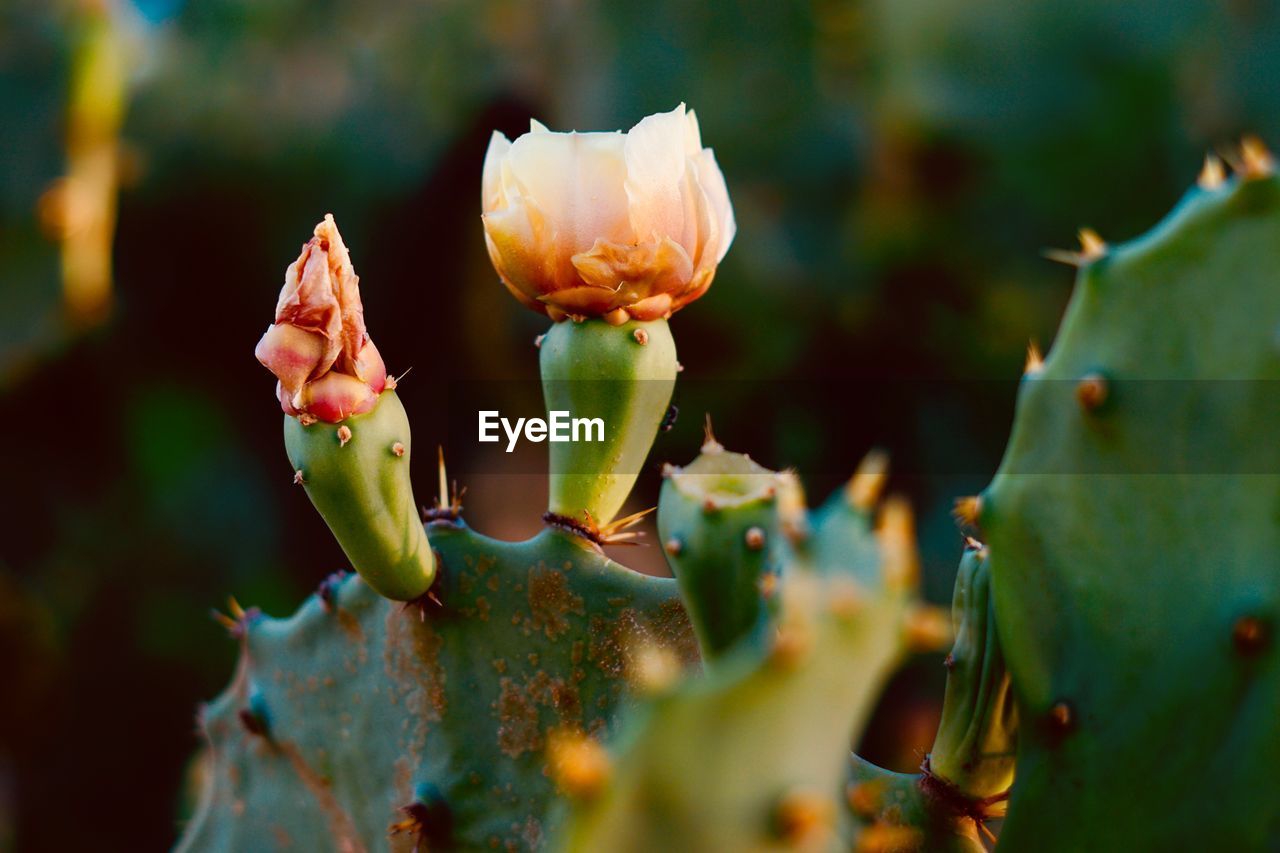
[
  {"xmin": 971, "ymin": 149, "xmax": 1280, "ymax": 849},
  {"xmin": 181, "ymin": 104, "xmax": 1279, "ymax": 851}
]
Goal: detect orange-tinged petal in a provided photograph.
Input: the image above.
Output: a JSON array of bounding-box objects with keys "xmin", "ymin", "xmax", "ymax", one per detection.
[{"xmin": 255, "ymin": 322, "xmax": 328, "ymax": 398}]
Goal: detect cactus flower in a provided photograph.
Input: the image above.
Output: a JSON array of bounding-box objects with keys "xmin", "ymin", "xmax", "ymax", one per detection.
[
  {"xmin": 481, "ymin": 103, "xmax": 735, "ymax": 323},
  {"xmin": 255, "ymin": 215, "xmax": 387, "ymax": 423}
]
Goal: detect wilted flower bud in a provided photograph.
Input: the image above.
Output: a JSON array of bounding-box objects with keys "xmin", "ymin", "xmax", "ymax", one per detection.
[
  {"xmin": 255, "ymin": 215, "xmax": 387, "ymax": 422},
  {"xmin": 481, "ymin": 103, "xmax": 735, "ymax": 324}
]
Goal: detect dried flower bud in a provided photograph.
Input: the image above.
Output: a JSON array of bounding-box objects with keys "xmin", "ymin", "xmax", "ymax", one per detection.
[{"xmin": 255, "ymin": 215, "xmax": 387, "ymax": 422}]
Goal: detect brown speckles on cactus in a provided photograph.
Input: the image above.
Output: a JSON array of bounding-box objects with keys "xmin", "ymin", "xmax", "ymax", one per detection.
[{"xmin": 525, "ymin": 566, "xmax": 586, "ymax": 640}]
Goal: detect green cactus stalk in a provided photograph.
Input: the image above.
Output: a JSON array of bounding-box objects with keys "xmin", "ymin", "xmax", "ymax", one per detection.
[
  {"xmin": 656, "ymin": 430, "xmax": 787, "ymax": 662},
  {"xmin": 540, "ymin": 317, "xmax": 677, "ymax": 531},
  {"xmin": 283, "ymin": 390, "xmax": 435, "ymax": 602}
]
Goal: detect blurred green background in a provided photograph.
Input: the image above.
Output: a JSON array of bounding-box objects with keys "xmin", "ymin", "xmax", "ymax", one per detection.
[{"xmin": 3, "ymin": 0, "xmax": 1279, "ymax": 848}]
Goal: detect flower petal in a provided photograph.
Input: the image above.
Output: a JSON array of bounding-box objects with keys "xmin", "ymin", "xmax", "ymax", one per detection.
[
  {"xmin": 482, "ymin": 131, "xmax": 512, "ymax": 213},
  {"xmin": 624, "ymin": 105, "xmax": 689, "ymax": 242}
]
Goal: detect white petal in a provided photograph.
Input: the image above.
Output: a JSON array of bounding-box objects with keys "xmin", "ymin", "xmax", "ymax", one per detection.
[
  {"xmin": 481, "ymin": 131, "xmax": 512, "ymax": 213},
  {"xmin": 684, "ymin": 106, "xmax": 702, "ymax": 156},
  {"xmin": 504, "ymin": 128, "xmax": 631, "ymax": 264},
  {"xmin": 530, "ymin": 118, "xmax": 551, "ymax": 133},
  {"xmin": 695, "ymin": 148, "xmax": 735, "ymax": 263},
  {"xmin": 624, "ymin": 105, "xmax": 690, "ymax": 242}
]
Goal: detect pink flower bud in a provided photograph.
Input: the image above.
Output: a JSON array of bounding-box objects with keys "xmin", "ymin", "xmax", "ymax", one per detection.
[{"xmin": 255, "ymin": 215, "xmax": 387, "ymax": 421}]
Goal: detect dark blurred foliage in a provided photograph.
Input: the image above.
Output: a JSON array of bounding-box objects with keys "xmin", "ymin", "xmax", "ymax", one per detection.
[{"xmin": 3, "ymin": 0, "xmax": 1280, "ymax": 847}]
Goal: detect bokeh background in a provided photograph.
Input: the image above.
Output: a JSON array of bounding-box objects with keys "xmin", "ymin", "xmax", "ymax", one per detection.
[{"xmin": 3, "ymin": 0, "xmax": 1280, "ymax": 848}]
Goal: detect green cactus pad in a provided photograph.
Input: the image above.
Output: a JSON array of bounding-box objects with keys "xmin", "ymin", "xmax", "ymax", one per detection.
[
  {"xmin": 657, "ymin": 444, "xmax": 786, "ymax": 662},
  {"xmin": 178, "ymin": 525, "xmax": 696, "ymax": 851},
  {"xmin": 983, "ymin": 171, "xmax": 1280, "ymax": 848},
  {"xmin": 284, "ymin": 391, "xmax": 435, "ymax": 602},
  {"xmin": 554, "ymin": 572, "xmax": 904, "ymax": 853}
]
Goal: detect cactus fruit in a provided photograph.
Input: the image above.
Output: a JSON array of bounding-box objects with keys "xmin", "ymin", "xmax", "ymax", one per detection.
[
  {"xmin": 974, "ymin": 150, "xmax": 1280, "ymax": 849},
  {"xmin": 540, "ymin": 317, "xmax": 677, "ymax": 530},
  {"xmin": 283, "ymin": 390, "xmax": 435, "ymax": 602}
]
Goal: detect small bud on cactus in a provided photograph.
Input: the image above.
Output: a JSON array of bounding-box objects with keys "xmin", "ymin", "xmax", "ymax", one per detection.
[
  {"xmin": 481, "ymin": 104, "xmax": 735, "ymax": 323},
  {"xmin": 255, "ymin": 214, "xmax": 387, "ymax": 422}
]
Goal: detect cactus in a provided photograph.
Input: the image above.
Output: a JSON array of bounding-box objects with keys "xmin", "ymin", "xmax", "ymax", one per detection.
[
  {"xmin": 181, "ymin": 108, "xmax": 1279, "ymax": 851},
  {"xmin": 971, "ymin": 148, "xmax": 1280, "ymax": 849}
]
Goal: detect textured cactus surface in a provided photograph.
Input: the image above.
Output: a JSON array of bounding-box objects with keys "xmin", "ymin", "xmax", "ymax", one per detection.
[
  {"xmin": 555, "ymin": 444, "xmax": 938, "ymax": 852},
  {"xmin": 181, "ymin": 524, "xmax": 696, "ymax": 851},
  {"xmin": 980, "ymin": 165, "xmax": 1280, "ymax": 848}
]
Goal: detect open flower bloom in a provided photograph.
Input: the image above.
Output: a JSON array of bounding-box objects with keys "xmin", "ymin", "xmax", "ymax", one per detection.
[
  {"xmin": 255, "ymin": 215, "xmax": 387, "ymax": 423},
  {"xmin": 482, "ymin": 103, "xmax": 735, "ymax": 323}
]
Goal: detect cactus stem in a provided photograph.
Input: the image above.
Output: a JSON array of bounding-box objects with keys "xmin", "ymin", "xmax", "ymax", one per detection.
[
  {"xmin": 633, "ymin": 327, "xmax": 650, "ymax": 345},
  {"xmin": 336, "ymin": 425, "xmax": 352, "ymax": 447},
  {"xmin": 293, "ymin": 469, "xmax": 305, "ymax": 485},
  {"xmin": 1198, "ymin": 153, "xmax": 1227, "ymax": 190},
  {"xmin": 1075, "ymin": 372, "xmax": 1109, "ymax": 411},
  {"xmin": 1232, "ymin": 615, "xmax": 1270, "ymax": 656}
]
